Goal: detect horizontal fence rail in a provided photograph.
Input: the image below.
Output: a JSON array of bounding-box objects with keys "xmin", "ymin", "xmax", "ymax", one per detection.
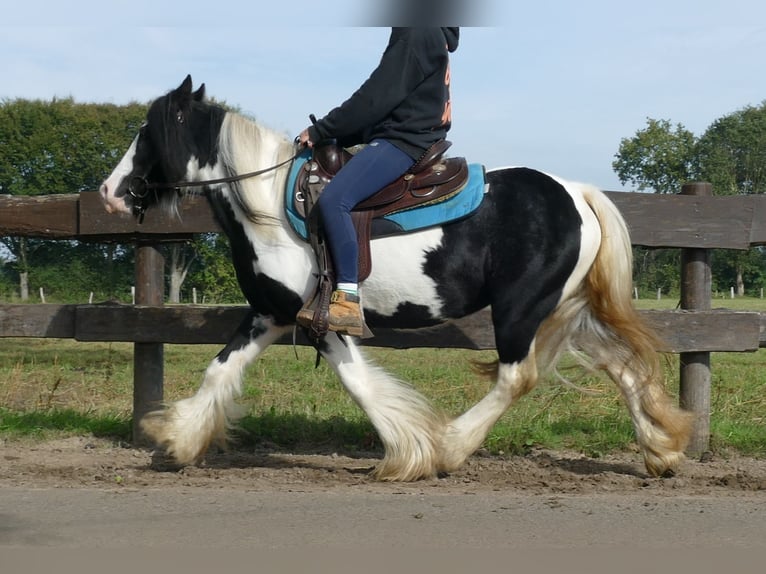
[
  {"xmin": 2, "ymin": 186, "xmax": 765, "ymax": 453},
  {"xmin": 3, "ymin": 190, "xmax": 766, "ymax": 248},
  {"xmin": 0, "ymin": 303, "xmax": 763, "ymax": 353}
]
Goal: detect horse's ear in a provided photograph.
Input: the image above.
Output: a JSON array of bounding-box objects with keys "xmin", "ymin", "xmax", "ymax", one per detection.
[
  {"xmin": 193, "ymin": 83, "xmax": 206, "ymax": 102},
  {"xmin": 170, "ymin": 75, "xmax": 195, "ymax": 111},
  {"xmin": 178, "ymin": 74, "xmax": 193, "ymax": 95}
]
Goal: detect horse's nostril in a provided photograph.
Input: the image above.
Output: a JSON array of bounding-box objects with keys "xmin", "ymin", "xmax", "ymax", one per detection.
[{"xmin": 99, "ymin": 183, "xmax": 108, "ymax": 197}]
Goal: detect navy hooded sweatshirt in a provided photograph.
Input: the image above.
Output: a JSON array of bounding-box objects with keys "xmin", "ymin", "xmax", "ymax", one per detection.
[{"xmin": 307, "ymin": 27, "xmax": 460, "ymax": 160}]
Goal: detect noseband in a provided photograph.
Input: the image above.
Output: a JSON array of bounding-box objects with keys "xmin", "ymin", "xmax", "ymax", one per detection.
[
  {"xmin": 127, "ymin": 176, "xmax": 153, "ymax": 223},
  {"xmin": 127, "ymin": 148, "xmax": 302, "ymax": 224}
]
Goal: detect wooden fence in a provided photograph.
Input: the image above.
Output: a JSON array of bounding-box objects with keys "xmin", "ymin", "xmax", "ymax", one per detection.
[{"xmin": 3, "ymin": 184, "xmax": 766, "ymax": 454}]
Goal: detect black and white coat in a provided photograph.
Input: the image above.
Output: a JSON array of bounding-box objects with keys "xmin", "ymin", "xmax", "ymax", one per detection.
[{"xmin": 101, "ymin": 77, "xmax": 691, "ymax": 481}]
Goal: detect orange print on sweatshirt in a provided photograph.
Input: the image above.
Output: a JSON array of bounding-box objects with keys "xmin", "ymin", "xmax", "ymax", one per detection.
[{"xmin": 441, "ymin": 53, "xmax": 452, "ymax": 126}]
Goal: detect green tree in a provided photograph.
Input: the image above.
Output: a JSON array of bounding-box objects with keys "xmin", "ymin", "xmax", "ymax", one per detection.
[
  {"xmin": 711, "ymin": 248, "xmax": 766, "ymax": 297},
  {"xmin": 28, "ymin": 242, "xmax": 134, "ymax": 303},
  {"xmin": 696, "ymin": 102, "xmax": 766, "ymax": 196},
  {"xmin": 164, "ymin": 242, "xmax": 198, "ymax": 304},
  {"xmin": 697, "ymin": 103, "xmax": 766, "ymax": 294},
  {"xmin": 612, "ymin": 118, "xmax": 698, "ymax": 194},
  {"xmin": 0, "ymin": 98, "xmax": 146, "ymax": 300},
  {"xmin": 0, "ymin": 98, "xmax": 146, "ymax": 195},
  {"xmin": 632, "ymin": 247, "xmax": 681, "ymax": 298},
  {"xmin": 615, "ymin": 106, "xmax": 766, "ymax": 296},
  {"xmin": 185, "ymin": 234, "xmax": 242, "ymax": 304}
]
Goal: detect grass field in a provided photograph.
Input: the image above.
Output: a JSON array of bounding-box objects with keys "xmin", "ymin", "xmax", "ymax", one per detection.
[
  {"xmin": 634, "ymin": 294, "xmax": 766, "ymax": 311},
  {"xmin": 1, "ymin": 298, "xmax": 765, "ymax": 458}
]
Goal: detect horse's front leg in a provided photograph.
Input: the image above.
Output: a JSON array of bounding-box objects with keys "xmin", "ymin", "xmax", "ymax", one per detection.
[
  {"xmin": 141, "ymin": 311, "xmax": 288, "ymax": 466},
  {"xmin": 320, "ymin": 335, "xmax": 445, "ymax": 481}
]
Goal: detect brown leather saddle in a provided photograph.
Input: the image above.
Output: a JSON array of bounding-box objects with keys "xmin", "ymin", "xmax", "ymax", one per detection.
[
  {"xmin": 294, "ymin": 139, "xmax": 469, "ymax": 282},
  {"xmin": 293, "ymin": 139, "xmax": 469, "ymax": 341}
]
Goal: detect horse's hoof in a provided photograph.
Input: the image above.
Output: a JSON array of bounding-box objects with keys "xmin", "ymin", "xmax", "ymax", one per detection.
[{"xmin": 149, "ymin": 450, "xmax": 185, "ymax": 472}]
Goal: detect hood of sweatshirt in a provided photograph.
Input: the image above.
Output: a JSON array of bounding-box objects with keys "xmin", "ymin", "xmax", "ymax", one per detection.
[{"xmin": 443, "ymin": 27, "xmax": 459, "ymax": 52}]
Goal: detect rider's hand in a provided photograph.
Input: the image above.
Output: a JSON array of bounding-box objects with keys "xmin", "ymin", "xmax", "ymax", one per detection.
[{"xmin": 298, "ymin": 128, "xmax": 313, "ymax": 148}]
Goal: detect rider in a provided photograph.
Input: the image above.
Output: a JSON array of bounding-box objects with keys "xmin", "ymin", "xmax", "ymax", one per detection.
[{"xmin": 296, "ymin": 27, "xmax": 460, "ymax": 336}]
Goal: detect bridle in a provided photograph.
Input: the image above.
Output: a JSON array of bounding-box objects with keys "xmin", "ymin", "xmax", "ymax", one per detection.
[{"xmin": 127, "ymin": 147, "xmax": 302, "ymax": 223}]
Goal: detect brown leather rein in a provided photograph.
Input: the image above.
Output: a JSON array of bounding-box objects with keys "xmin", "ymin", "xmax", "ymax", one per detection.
[{"xmin": 128, "ymin": 147, "xmax": 301, "ymax": 222}]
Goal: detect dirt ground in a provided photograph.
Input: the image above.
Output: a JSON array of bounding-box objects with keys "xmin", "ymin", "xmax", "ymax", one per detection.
[
  {"xmin": 4, "ymin": 436, "xmax": 766, "ymax": 551},
  {"xmin": 2, "ymin": 435, "xmax": 765, "ymax": 496}
]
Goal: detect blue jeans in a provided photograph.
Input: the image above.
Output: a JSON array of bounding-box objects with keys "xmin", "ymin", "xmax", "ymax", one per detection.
[{"xmin": 318, "ymin": 139, "xmax": 414, "ymax": 284}]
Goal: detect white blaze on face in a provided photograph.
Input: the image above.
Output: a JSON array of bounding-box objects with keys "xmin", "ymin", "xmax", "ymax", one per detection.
[{"xmin": 99, "ymin": 134, "xmax": 139, "ymax": 214}]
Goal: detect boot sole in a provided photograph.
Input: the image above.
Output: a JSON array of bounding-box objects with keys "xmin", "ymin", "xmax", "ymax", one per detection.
[{"xmin": 328, "ymin": 323, "xmax": 364, "ymax": 337}]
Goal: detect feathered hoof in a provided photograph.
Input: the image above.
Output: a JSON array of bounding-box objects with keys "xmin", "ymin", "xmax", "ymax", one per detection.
[
  {"xmin": 139, "ymin": 408, "xmax": 211, "ymax": 468},
  {"xmin": 139, "ymin": 408, "xmax": 170, "ymax": 446},
  {"xmin": 434, "ymin": 451, "xmax": 469, "ymax": 476},
  {"xmin": 370, "ymin": 455, "xmax": 439, "ymax": 482},
  {"xmin": 148, "ymin": 449, "xmax": 186, "ymax": 472},
  {"xmin": 643, "ymin": 449, "xmax": 686, "ymax": 478}
]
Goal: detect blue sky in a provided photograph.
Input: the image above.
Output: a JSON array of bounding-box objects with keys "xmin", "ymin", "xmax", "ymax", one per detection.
[{"xmin": 2, "ymin": 0, "xmax": 765, "ymax": 191}]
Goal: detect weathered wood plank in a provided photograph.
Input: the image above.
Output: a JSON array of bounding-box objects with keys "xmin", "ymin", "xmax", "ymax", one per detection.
[
  {"xmin": 749, "ymin": 194, "xmax": 766, "ymax": 246},
  {"xmin": 73, "ymin": 304, "xmax": 493, "ymax": 348},
  {"xmin": 18, "ymin": 304, "xmax": 757, "ymax": 353},
  {"xmin": 604, "ymin": 192, "xmax": 756, "ymax": 249},
  {"xmin": 0, "ymin": 304, "xmax": 76, "ymax": 338},
  {"xmin": 80, "ymin": 190, "xmax": 766, "ymax": 249},
  {"xmin": 0, "ymin": 194, "xmax": 79, "ymax": 238},
  {"xmin": 1, "ymin": 304, "xmax": 761, "ymax": 353},
  {"xmin": 2, "ymin": 191, "xmax": 766, "ymax": 249},
  {"xmin": 364, "ymin": 309, "xmax": 763, "ymax": 354},
  {"xmin": 361, "ymin": 309, "xmax": 497, "ymax": 350},
  {"xmin": 641, "ymin": 309, "xmax": 761, "ymax": 353},
  {"xmin": 74, "ymin": 304, "xmax": 251, "ymax": 344},
  {"xmin": 78, "ymin": 190, "xmax": 220, "ymax": 240}
]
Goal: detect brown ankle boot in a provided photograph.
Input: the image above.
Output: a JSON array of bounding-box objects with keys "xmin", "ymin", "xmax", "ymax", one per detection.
[
  {"xmin": 328, "ymin": 290, "xmax": 363, "ymax": 337},
  {"xmin": 295, "ymin": 306, "xmax": 315, "ymax": 329}
]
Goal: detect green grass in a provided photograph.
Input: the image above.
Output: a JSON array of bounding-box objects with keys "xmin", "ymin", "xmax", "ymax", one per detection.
[
  {"xmin": 633, "ymin": 295, "xmax": 766, "ymax": 310},
  {"xmin": 1, "ymin": 298, "xmax": 765, "ymax": 458},
  {"xmin": 0, "ymin": 409, "xmax": 131, "ymax": 440}
]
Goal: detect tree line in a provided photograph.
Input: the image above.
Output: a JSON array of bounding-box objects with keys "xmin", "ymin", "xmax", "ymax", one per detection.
[
  {"xmin": 613, "ymin": 102, "xmax": 766, "ymax": 297},
  {"xmin": 0, "ymin": 98, "xmax": 242, "ymax": 304},
  {"xmin": 2, "ymin": 97, "xmax": 766, "ymax": 303}
]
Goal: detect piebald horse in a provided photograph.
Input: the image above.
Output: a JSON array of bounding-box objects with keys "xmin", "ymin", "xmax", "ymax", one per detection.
[{"xmin": 100, "ymin": 76, "xmax": 691, "ymax": 480}]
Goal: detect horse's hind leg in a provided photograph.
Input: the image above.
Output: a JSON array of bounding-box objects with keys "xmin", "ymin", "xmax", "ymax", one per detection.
[
  {"xmin": 438, "ymin": 349, "xmax": 538, "ymax": 473},
  {"xmin": 578, "ymin": 265, "xmax": 692, "ymax": 475},
  {"xmin": 141, "ymin": 312, "xmax": 286, "ymax": 466},
  {"xmin": 578, "ymin": 182, "xmax": 692, "ymax": 475},
  {"xmin": 604, "ymin": 360, "xmax": 692, "ymax": 477},
  {"xmin": 320, "ymin": 335, "xmax": 444, "ymax": 481}
]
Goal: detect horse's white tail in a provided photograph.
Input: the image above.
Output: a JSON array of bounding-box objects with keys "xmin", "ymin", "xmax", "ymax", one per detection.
[{"xmin": 535, "ymin": 186, "xmax": 692, "ymax": 476}]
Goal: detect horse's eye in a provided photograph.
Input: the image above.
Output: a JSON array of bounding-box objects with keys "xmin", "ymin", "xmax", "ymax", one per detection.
[{"xmin": 176, "ymin": 110, "xmax": 185, "ymax": 124}]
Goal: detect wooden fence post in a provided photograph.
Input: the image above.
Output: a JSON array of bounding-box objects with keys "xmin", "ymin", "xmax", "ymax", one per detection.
[
  {"xmin": 133, "ymin": 242, "xmax": 165, "ymax": 444},
  {"xmin": 679, "ymin": 182, "xmax": 713, "ymax": 456}
]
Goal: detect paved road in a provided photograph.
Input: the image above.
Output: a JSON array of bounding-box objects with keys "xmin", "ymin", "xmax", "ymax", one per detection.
[{"xmin": 1, "ymin": 487, "xmax": 765, "ymax": 549}]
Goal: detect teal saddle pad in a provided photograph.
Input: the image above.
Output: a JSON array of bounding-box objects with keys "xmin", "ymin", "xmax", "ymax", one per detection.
[{"xmin": 284, "ymin": 148, "xmax": 487, "ymax": 241}]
